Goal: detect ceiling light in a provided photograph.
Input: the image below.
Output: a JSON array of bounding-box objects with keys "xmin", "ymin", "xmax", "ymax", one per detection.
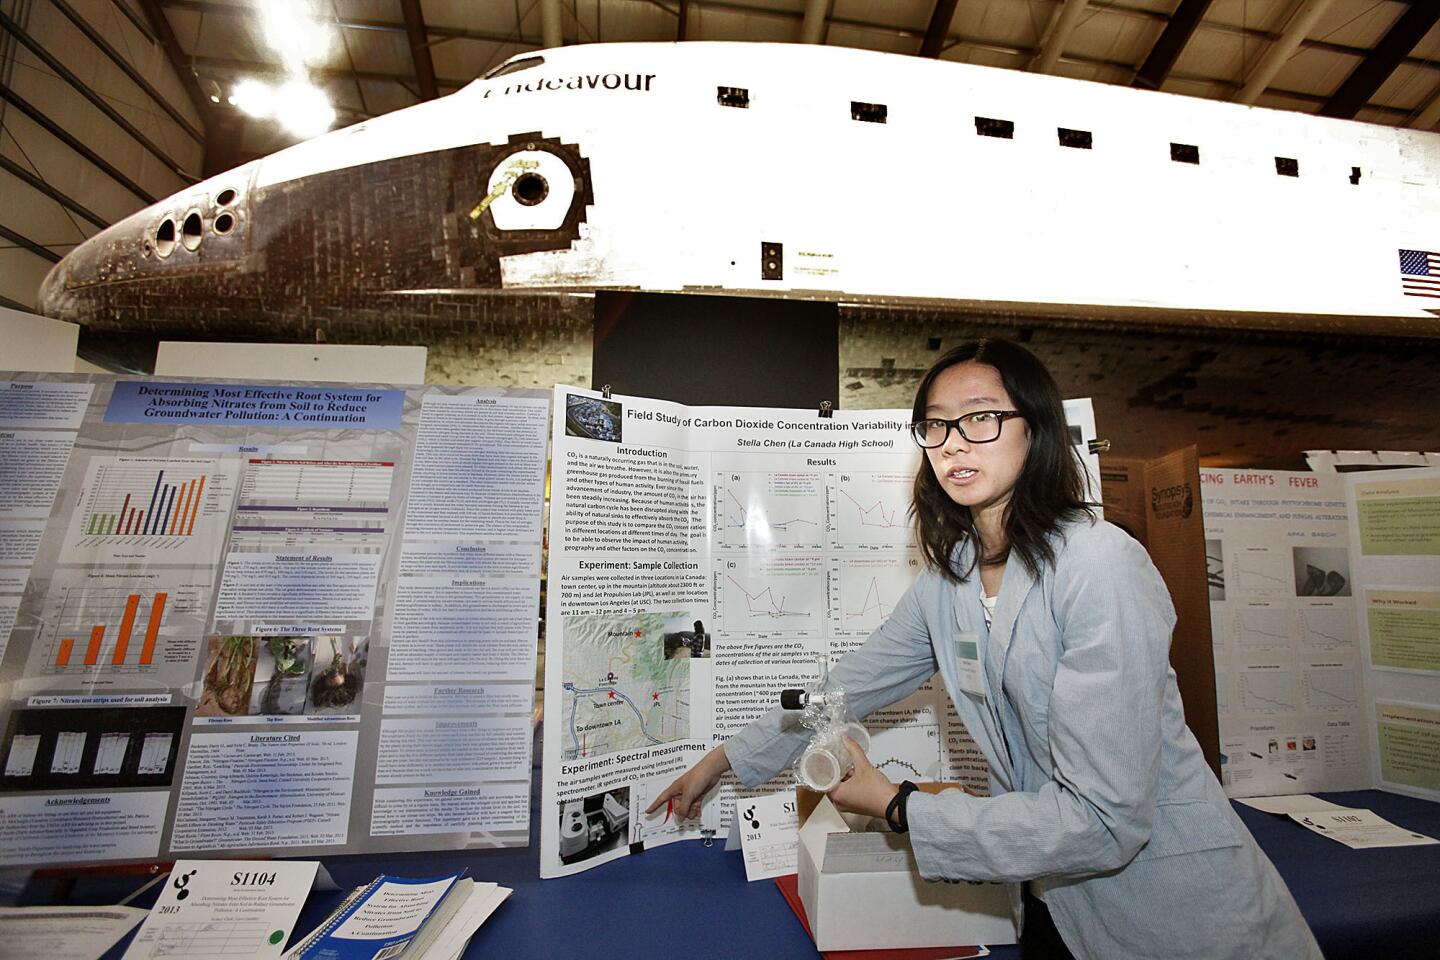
[
  {"xmin": 274, "ymin": 80, "xmax": 335, "ymax": 139},
  {"xmin": 259, "ymin": 0, "xmax": 335, "ymax": 73},
  {"xmin": 230, "ymin": 78, "xmax": 276, "ymax": 118}
]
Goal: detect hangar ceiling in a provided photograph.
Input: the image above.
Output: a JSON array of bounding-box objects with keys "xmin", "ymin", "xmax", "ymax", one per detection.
[{"xmin": 142, "ymin": 0, "xmax": 1440, "ymax": 172}]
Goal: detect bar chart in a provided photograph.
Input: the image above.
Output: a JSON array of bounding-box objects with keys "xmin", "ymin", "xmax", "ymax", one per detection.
[
  {"xmin": 36, "ymin": 582, "xmax": 207, "ymax": 680},
  {"xmin": 62, "ymin": 456, "xmax": 237, "ymax": 566},
  {"xmin": 77, "ymin": 462, "xmax": 209, "ymax": 538}
]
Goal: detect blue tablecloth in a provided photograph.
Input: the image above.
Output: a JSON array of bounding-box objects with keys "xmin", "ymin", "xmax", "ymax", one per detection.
[{"xmin": 83, "ymin": 726, "xmax": 1440, "ymax": 959}]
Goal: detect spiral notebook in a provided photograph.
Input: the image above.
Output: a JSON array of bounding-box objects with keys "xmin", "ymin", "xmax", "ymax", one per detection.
[{"xmin": 285, "ymin": 872, "xmax": 475, "ymax": 960}]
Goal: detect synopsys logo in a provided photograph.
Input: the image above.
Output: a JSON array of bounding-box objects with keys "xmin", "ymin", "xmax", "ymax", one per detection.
[
  {"xmin": 1150, "ymin": 482, "xmax": 1194, "ymax": 520},
  {"xmin": 172, "ymin": 868, "xmax": 199, "ymax": 900}
]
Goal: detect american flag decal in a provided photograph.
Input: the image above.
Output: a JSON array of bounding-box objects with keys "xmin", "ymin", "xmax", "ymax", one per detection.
[{"xmin": 1398, "ymin": 249, "xmax": 1440, "ymax": 298}]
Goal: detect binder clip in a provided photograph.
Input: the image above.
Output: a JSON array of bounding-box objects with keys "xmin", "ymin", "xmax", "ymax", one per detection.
[
  {"xmin": 601, "ymin": 384, "xmax": 612, "ymax": 399},
  {"xmin": 818, "ymin": 400, "xmax": 833, "ymax": 419},
  {"xmin": 701, "ymin": 828, "xmax": 715, "ymax": 848},
  {"xmin": 1088, "ymin": 438, "xmax": 1110, "ymax": 454}
]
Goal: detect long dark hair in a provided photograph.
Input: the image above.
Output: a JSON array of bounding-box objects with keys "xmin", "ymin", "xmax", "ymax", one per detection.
[{"xmin": 910, "ymin": 339, "xmax": 1093, "ymax": 583}]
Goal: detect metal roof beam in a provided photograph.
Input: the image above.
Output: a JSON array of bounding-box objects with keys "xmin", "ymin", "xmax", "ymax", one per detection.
[
  {"xmin": 0, "ymin": 81, "xmax": 157, "ymax": 204},
  {"xmin": 50, "ymin": 0, "xmax": 203, "ymax": 143},
  {"xmin": 133, "ymin": 0, "xmax": 252, "ymax": 177},
  {"xmin": 919, "ymin": 0, "xmax": 958, "ymax": 58},
  {"xmin": 0, "ymin": 9, "xmax": 195, "ymax": 181},
  {"xmin": 0, "ymin": 224, "xmax": 64, "ymax": 264},
  {"xmin": 799, "ymin": 0, "xmax": 831, "ymax": 44},
  {"xmin": 399, "ymin": 0, "xmax": 439, "ymax": 100},
  {"xmin": 0, "ymin": 155, "xmax": 111, "ymax": 230},
  {"xmin": 1320, "ymin": 4, "xmax": 1440, "ymax": 119},
  {"xmin": 1132, "ymin": 0, "xmax": 1211, "ymax": 90},
  {"xmin": 1234, "ymin": 0, "xmax": 1337, "ymax": 105},
  {"xmin": 1030, "ymin": 0, "xmax": 1089, "ymax": 74},
  {"xmin": 540, "ymin": 0, "xmax": 563, "ymax": 47}
]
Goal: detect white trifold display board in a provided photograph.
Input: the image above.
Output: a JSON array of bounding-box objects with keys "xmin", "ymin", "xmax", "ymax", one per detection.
[
  {"xmin": 0, "ymin": 373, "xmax": 548, "ymax": 865},
  {"xmin": 1201, "ymin": 467, "xmax": 1440, "ymax": 802},
  {"xmin": 539, "ymin": 385, "xmax": 1099, "ymax": 877}
]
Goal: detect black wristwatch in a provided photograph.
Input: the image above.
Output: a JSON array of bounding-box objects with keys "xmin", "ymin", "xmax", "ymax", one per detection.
[{"xmin": 885, "ymin": 780, "xmax": 919, "ymax": 834}]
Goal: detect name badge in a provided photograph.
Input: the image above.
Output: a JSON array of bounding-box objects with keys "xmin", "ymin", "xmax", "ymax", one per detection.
[{"xmin": 955, "ymin": 634, "xmax": 985, "ymax": 697}]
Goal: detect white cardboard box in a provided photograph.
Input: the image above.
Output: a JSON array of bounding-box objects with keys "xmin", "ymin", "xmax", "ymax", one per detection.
[{"xmin": 797, "ymin": 792, "xmax": 1017, "ymax": 951}]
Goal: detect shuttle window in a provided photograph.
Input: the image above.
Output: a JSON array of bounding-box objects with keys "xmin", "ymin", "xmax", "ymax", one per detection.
[
  {"xmin": 717, "ymin": 86, "xmax": 749, "ymax": 108},
  {"xmin": 214, "ymin": 212, "xmax": 236, "ymax": 235},
  {"xmin": 851, "ymin": 101, "xmax": 887, "ymax": 123},
  {"xmin": 1058, "ymin": 128, "xmax": 1092, "ymax": 149},
  {"xmin": 1275, "ymin": 156, "xmax": 1299, "ymax": 177},
  {"xmin": 154, "ymin": 218, "xmax": 176, "ymax": 258},
  {"xmin": 483, "ymin": 56, "xmax": 544, "ymax": 80},
  {"xmin": 1170, "ymin": 142, "xmax": 1200, "ymax": 164},
  {"xmin": 181, "ymin": 211, "xmax": 203, "ymax": 251},
  {"xmin": 975, "ymin": 117, "xmax": 1014, "ymax": 139},
  {"xmin": 216, "ymin": 188, "xmax": 237, "ymax": 207}
]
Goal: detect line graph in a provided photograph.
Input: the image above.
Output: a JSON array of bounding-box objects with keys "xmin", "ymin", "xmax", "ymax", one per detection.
[
  {"xmin": 714, "ymin": 556, "xmax": 824, "ymax": 636},
  {"xmin": 1303, "ymin": 667, "xmax": 1359, "ymax": 711},
  {"xmin": 1232, "ymin": 551, "xmax": 1290, "ymax": 598},
  {"xmin": 714, "ymin": 472, "xmax": 824, "ymax": 548},
  {"xmin": 832, "ymin": 472, "xmax": 914, "ymax": 547},
  {"xmin": 831, "ymin": 555, "xmax": 920, "ymax": 636},
  {"xmin": 1233, "ymin": 606, "xmax": 1293, "ymax": 649},
  {"xmin": 1299, "ymin": 607, "xmax": 1354, "ymax": 648},
  {"xmin": 1240, "ymin": 669, "xmax": 1296, "ymax": 713},
  {"xmin": 868, "ymin": 723, "xmax": 944, "ymax": 782}
]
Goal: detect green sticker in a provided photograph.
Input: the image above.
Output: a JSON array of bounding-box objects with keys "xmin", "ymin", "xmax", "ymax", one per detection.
[{"xmin": 270, "ymin": 930, "xmax": 285, "ymax": 945}]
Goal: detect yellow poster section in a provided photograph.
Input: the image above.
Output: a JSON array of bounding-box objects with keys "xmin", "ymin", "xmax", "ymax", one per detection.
[
  {"xmin": 1376, "ymin": 703, "xmax": 1440, "ymax": 792},
  {"xmin": 1365, "ymin": 590, "xmax": 1440, "ymax": 673},
  {"xmin": 1355, "ymin": 477, "xmax": 1440, "ymax": 556}
]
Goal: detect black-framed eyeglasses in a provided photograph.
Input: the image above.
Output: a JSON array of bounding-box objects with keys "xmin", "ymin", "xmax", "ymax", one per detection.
[{"xmin": 910, "ymin": 411, "xmax": 1022, "ymax": 448}]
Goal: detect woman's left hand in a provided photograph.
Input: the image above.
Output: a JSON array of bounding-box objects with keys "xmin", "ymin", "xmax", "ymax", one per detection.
[{"xmin": 826, "ymin": 735, "xmax": 899, "ymax": 820}]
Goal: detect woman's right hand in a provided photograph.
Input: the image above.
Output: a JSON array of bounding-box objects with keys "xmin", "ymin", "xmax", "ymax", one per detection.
[{"xmin": 644, "ymin": 745, "xmax": 731, "ymax": 821}]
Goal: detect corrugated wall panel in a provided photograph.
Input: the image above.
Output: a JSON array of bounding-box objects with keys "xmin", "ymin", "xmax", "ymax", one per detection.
[{"xmin": 0, "ymin": 0, "xmax": 204, "ymax": 308}]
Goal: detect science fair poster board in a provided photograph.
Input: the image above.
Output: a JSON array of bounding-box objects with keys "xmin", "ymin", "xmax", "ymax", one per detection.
[
  {"xmin": 0, "ymin": 374, "xmax": 548, "ymax": 864},
  {"xmin": 539, "ymin": 385, "xmax": 1100, "ymax": 877},
  {"xmin": 1201, "ymin": 467, "xmax": 1440, "ymax": 803}
]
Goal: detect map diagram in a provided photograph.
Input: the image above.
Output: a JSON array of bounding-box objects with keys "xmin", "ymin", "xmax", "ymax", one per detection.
[{"xmin": 561, "ymin": 612, "xmax": 692, "ymax": 760}]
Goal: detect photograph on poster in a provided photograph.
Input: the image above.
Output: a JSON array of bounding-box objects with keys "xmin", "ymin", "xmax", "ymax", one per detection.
[
  {"xmin": 308, "ymin": 636, "xmax": 367, "ymax": 715},
  {"xmin": 565, "ymin": 394, "xmax": 623, "ymax": 442},
  {"xmin": 251, "ymin": 637, "xmax": 312, "ymax": 715},
  {"xmin": 0, "ymin": 706, "xmax": 185, "ymax": 790},
  {"xmin": 1206, "ymin": 538, "xmax": 1225, "ymax": 600},
  {"xmin": 559, "ymin": 787, "xmax": 631, "ymax": 865},
  {"xmin": 1293, "ymin": 547, "xmax": 1351, "ymax": 597}
]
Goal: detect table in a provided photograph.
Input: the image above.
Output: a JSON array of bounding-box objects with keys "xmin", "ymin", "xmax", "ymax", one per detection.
[{"xmin": 72, "ymin": 727, "xmax": 1440, "ymax": 959}]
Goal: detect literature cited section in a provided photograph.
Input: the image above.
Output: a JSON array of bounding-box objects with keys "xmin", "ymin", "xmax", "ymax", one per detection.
[{"xmin": 0, "ymin": 375, "xmax": 549, "ymax": 864}]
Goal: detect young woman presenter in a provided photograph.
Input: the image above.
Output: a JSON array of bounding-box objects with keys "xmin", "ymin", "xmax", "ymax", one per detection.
[{"xmin": 648, "ymin": 339, "xmax": 1320, "ymax": 960}]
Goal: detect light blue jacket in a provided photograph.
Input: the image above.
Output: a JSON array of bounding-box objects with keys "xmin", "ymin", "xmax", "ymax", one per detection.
[{"xmin": 726, "ymin": 517, "xmax": 1322, "ymax": 959}]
